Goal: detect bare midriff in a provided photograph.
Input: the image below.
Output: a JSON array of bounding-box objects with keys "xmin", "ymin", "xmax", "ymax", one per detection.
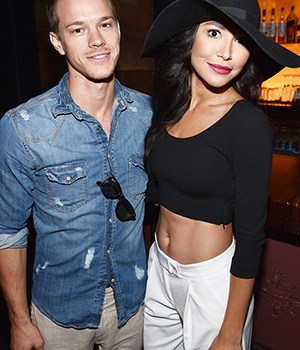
[{"xmin": 156, "ymin": 205, "xmax": 233, "ymax": 264}]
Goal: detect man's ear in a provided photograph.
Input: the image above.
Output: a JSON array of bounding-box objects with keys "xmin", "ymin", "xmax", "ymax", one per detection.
[
  {"xmin": 49, "ymin": 31, "xmax": 65, "ymax": 55},
  {"xmin": 117, "ymin": 20, "xmax": 121, "ymax": 40}
]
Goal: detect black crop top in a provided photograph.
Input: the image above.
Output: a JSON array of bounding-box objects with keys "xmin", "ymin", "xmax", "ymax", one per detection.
[{"xmin": 147, "ymin": 100, "xmax": 273, "ymax": 278}]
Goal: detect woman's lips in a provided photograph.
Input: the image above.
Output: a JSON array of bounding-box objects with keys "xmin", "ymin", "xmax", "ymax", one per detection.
[{"xmin": 208, "ymin": 63, "xmax": 232, "ymax": 74}]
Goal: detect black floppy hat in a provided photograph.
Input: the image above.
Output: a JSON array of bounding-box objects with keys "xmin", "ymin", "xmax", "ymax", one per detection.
[{"xmin": 142, "ymin": 0, "xmax": 300, "ymax": 79}]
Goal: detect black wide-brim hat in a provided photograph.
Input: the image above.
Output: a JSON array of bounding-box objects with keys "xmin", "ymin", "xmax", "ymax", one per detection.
[{"xmin": 142, "ymin": 0, "xmax": 300, "ymax": 80}]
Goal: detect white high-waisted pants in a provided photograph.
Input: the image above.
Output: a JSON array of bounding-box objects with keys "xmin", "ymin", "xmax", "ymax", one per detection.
[{"xmin": 144, "ymin": 237, "xmax": 254, "ymax": 350}]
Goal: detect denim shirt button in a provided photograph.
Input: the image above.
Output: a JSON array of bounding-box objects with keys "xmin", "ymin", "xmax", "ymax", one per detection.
[
  {"xmin": 108, "ymin": 218, "xmax": 113, "ymax": 223},
  {"xmin": 107, "ymin": 249, "xmax": 111, "ymax": 254},
  {"xmin": 111, "ymin": 278, "xmax": 116, "ymax": 283},
  {"xmin": 66, "ymin": 176, "xmax": 71, "ymax": 182}
]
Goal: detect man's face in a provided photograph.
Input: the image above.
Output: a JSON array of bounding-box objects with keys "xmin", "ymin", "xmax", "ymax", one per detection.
[{"xmin": 50, "ymin": 0, "xmax": 120, "ymax": 83}]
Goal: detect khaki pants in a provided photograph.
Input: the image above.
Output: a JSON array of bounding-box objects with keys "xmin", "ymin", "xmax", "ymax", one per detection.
[{"xmin": 31, "ymin": 287, "xmax": 143, "ymax": 350}]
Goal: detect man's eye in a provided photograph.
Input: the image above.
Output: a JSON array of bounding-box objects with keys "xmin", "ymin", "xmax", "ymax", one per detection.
[
  {"xmin": 73, "ymin": 28, "xmax": 82, "ymax": 34},
  {"xmin": 102, "ymin": 22, "xmax": 113, "ymax": 29}
]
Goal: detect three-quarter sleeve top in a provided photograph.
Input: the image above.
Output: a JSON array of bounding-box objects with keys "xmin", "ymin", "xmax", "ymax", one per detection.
[{"xmin": 148, "ymin": 99, "xmax": 273, "ymax": 278}]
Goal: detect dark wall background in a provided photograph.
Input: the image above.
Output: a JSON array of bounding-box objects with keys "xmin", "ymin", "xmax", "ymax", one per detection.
[
  {"xmin": 153, "ymin": 0, "xmax": 175, "ymax": 17},
  {"xmin": 1, "ymin": 0, "xmax": 40, "ymax": 116},
  {"xmin": 1, "ymin": 1, "xmax": 40, "ymax": 348}
]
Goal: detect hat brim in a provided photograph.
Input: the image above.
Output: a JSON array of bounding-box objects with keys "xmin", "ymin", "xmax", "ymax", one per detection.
[{"xmin": 142, "ymin": 0, "xmax": 300, "ymax": 79}]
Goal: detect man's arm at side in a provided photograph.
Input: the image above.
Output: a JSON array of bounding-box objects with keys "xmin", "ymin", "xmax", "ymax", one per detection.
[{"xmin": 0, "ymin": 248, "xmax": 44, "ymax": 350}]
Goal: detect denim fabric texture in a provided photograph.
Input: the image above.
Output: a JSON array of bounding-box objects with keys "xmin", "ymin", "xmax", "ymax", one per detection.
[{"xmin": 0, "ymin": 73, "xmax": 152, "ymax": 328}]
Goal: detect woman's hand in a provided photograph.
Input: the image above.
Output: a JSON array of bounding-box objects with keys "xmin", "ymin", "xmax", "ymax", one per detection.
[{"xmin": 209, "ymin": 333, "xmax": 242, "ymax": 350}]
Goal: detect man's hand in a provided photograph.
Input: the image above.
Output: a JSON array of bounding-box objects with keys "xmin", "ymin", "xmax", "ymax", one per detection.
[{"xmin": 10, "ymin": 321, "xmax": 44, "ymax": 350}]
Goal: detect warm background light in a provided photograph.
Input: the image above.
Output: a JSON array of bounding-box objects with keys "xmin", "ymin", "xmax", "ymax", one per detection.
[{"xmin": 258, "ymin": 1, "xmax": 300, "ymax": 92}]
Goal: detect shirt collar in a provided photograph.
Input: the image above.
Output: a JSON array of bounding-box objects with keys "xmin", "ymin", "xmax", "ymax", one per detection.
[{"xmin": 51, "ymin": 73, "xmax": 134, "ymax": 118}]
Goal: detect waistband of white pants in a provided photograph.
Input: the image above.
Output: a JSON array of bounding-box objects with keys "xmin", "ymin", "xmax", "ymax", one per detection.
[{"xmin": 154, "ymin": 234, "xmax": 235, "ymax": 278}]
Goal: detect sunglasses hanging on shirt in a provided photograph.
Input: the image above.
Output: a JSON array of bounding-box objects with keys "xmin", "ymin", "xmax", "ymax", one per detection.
[{"xmin": 97, "ymin": 172, "xmax": 136, "ymax": 222}]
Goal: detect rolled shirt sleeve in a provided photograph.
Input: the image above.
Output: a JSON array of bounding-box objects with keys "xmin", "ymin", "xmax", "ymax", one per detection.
[{"xmin": 0, "ymin": 113, "xmax": 35, "ymax": 249}]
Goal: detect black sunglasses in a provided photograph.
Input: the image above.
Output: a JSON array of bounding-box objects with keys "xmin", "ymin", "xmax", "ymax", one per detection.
[{"xmin": 97, "ymin": 172, "xmax": 136, "ymax": 222}]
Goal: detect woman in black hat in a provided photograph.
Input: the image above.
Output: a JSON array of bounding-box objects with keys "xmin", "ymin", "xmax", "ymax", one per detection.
[{"xmin": 142, "ymin": 0, "xmax": 300, "ymax": 349}]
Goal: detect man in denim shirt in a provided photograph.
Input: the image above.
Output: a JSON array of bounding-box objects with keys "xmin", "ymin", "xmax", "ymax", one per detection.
[{"xmin": 0, "ymin": 0, "xmax": 152, "ymax": 348}]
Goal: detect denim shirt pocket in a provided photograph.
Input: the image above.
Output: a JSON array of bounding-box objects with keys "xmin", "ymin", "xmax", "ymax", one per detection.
[
  {"xmin": 45, "ymin": 163, "xmax": 89, "ymax": 212},
  {"xmin": 128, "ymin": 154, "xmax": 148, "ymax": 199}
]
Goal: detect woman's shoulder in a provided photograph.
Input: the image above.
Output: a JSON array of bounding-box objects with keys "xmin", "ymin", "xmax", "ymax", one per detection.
[
  {"xmin": 227, "ymin": 100, "xmax": 272, "ymax": 147},
  {"xmin": 229, "ymin": 99, "xmax": 269, "ymax": 127},
  {"xmin": 231, "ymin": 99, "xmax": 264, "ymax": 114}
]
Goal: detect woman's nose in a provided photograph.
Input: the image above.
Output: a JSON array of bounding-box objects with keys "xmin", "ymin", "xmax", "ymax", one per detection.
[{"xmin": 217, "ymin": 41, "xmax": 233, "ymax": 61}]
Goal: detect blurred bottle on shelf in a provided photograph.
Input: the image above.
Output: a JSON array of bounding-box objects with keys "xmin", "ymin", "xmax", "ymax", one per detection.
[
  {"xmin": 259, "ymin": 75, "xmax": 300, "ymax": 104},
  {"xmin": 269, "ymin": 8, "xmax": 276, "ymax": 41},
  {"xmin": 286, "ymin": 5, "xmax": 298, "ymax": 43},
  {"xmin": 259, "ymin": 86, "xmax": 268, "ymax": 101},
  {"xmin": 273, "ymin": 128, "xmax": 299, "ymax": 154},
  {"xmin": 296, "ymin": 18, "xmax": 300, "ymax": 43},
  {"xmin": 259, "ymin": 9, "xmax": 268, "ymax": 36},
  {"xmin": 282, "ymin": 75, "xmax": 292, "ymax": 102},
  {"xmin": 277, "ymin": 7, "xmax": 286, "ymax": 43},
  {"xmin": 294, "ymin": 87, "xmax": 300, "ymax": 105}
]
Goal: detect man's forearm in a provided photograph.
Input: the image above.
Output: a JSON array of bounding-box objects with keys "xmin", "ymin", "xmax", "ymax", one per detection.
[{"xmin": 0, "ymin": 248, "xmax": 31, "ymax": 326}]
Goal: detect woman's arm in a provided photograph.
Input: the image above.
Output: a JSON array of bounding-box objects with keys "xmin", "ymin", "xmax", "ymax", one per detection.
[
  {"xmin": 209, "ymin": 275, "xmax": 254, "ymax": 349},
  {"xmin": 209, "ymin": 104, "xmax": 273, "ymax": 349}
]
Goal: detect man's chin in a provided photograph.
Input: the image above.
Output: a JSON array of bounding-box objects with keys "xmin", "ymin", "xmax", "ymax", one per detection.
[{"xmin": 89, "ymin": 73, "xmax": 115, "ymax": 84}]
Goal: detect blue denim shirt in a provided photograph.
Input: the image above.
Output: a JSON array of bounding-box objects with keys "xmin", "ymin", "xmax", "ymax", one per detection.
[{"xmin": 0, "ymin": 73, "xmax": 152, "ymax": 328}]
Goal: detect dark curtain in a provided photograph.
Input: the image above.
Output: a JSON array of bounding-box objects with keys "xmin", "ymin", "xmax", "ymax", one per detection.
[{"xmin": 1, "ymin": 0, "xmax": 40, "ymax": 116}]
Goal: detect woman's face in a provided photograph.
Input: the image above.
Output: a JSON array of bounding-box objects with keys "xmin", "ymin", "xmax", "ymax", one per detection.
[{"xmin": 191, "ymin": 20, "xmax": 250, "ymax": 90}]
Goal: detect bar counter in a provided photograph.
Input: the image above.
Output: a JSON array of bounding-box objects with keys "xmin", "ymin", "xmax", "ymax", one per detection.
[
  {"xmin": 267, "ymin": 153, "xmax": 300, "ymax": 242},
  {"xmin": 252, "ymin": 152, "xmax": 300, "ymax": 350}
]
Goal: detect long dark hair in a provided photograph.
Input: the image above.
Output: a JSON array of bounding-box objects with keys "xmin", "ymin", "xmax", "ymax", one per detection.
[{"xmin": 144, "ymin": 23, "xmax": 264, "ymax": 167}]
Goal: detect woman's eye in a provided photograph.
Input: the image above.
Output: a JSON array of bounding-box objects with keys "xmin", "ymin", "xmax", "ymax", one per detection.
[
  {"xmin": 208, "ymin": 29, "xmax": 220, "ymax": 38},
  {"xmin": 236, "ymin": 37, "xmax": 247, "ymax": 46}
]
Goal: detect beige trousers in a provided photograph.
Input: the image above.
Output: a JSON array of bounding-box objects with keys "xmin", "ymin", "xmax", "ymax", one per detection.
[{"xmin": 31, "ymin": 287, "xmax": 143, "ymax": 350}]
